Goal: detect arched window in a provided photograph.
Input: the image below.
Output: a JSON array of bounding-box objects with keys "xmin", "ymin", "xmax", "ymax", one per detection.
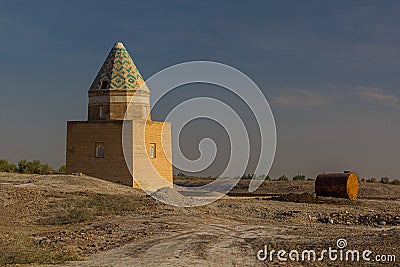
[
  {"xmin": 150, "ymin": 143, "xmax": 156, "ymax": 158},
  {"xmin": 100, "ymin": 80, "xmax": 109, "ymax": 89},
  {"xmin": 96, "ymin": 145, "xmax": 104, "ymax": 158},
  {"xmin": 99, "ymin": 106, "xmax": 105, "ymax": 119}
]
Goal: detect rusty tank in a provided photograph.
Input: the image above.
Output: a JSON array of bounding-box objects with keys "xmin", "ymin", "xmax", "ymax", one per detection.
[{"xmin": 315, "ymin": 171, "xmax": 359, "ymax": 200}]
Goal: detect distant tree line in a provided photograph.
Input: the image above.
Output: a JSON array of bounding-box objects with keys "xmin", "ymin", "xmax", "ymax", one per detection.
[
  {"xmin": 362, "ymin": 176, "xmax": 400, "ymax": 185},
  {"xmin": 240, "ymin": 173, "xmax": 314, "ymax": 181},
  {"xmin": 0, "ymin": 159, "xmax": 66, "ymax": 175},
  {"xmin": 176, "ymin": 171, "xmax": 400, "ymax": 185},
  {"xmin": 238, "ymin": 173, "xmax": 400, "ymax": 185},
  {"xmin": 175, "ymin": 172, "xmax": 315, "ymax": 181}
]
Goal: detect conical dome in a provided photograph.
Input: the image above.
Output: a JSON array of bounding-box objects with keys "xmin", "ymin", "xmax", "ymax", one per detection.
[
  {"xmin": 89, "ymin": 42, "xmax": 148, "ymax": 92},
  {"xmin": 87, "ymin": 42, "xmax": 151, "ymax": 121}
]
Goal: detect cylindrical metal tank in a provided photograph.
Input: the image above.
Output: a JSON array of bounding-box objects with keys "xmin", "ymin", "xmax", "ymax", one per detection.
[{"xmin": 315, "ymin": 172, "xmax": 359, "ymax": 200}]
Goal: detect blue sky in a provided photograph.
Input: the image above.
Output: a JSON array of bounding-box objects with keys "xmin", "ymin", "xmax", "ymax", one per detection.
[{"xmin": 1, "ymin": 0, "xmax": 400, "ymax": 178}]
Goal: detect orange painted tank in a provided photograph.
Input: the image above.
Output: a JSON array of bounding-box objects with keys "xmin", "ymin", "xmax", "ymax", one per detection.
[{"xmin": 315, "ymin": 172, "xmax": 359, "ymax": 200}]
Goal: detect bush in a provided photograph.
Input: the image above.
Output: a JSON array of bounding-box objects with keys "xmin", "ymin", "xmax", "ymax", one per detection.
[
  {"xmin": 380, "ymin": 177, "xmax": 390, "ymax": 184},
  {"xmin": 366, "ymin": 178, "xmax": 377, "ymax": 183},
  {"xmin": 0, "ymin": 158, "xmax": 57, "ymax": 175},
  {"xmin": 278, "ymin": 175, "xmax": 288, "ymax": 181},
  {"xmin": 293, "ymin": 174, "xmax": 306, "ymax": 181},
  {"xmin": 18, "ymin": 160, "xmax": 54, "ymax": 175},
  {"xmin": 390, "ymin": 179, "xmax": 400, "ymax": 185},
  {"xmin": 241, "ymin": 173, "xmax": 255, "ymax": 179},
  {"xmin": 176, "ymin": 172, "xmax": 187, "ymax": 178},
  {"xmin": 56, "ymin": 165, "xmax": 66, "ymax": 174},
  {"xmin": 0, "ymin": 159, "xmax": 17, "ymax": 173},
  {"xmin": 253, "ymin": 175, "xmax": 271, "ymax": 181}
]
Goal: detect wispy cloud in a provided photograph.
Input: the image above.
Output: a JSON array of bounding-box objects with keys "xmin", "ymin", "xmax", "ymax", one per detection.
[
  {"xmin": 355, "ymin": 86, "xmax": 399, "ymax": 107},
  {"xmin": 272, "ymin": 89, "xmax": 329, "ymax": 107},
  {"xmin": 272, "ymin": 85, "xmax": 399, "ymax": 108}
]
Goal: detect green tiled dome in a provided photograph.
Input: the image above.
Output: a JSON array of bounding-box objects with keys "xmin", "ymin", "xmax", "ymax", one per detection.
[{"xmin": 89, "ymin": 42, "xmax": 148, "ymax": 92}]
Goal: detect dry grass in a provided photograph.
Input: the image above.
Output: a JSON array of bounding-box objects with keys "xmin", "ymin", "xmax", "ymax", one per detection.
[
  {"xmin": 0, "ymin": 190, "xmax": 152, "ymax": 264},
  {"xmin": 0, "ymin": 172, "xmax": 156, "ymax": 265},
  {"xmin": 38, "ymin": 192, "xmax": 148, "ymax": 225},
  {"xmin": 0, "ymin": 231, "xmax": 77, "ymax": 265}
]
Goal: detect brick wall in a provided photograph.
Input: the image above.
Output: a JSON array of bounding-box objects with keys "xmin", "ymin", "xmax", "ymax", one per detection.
[
  {"xmin": 66, "ymin": 121, "xmax": 134, "ymax": 186},
  {"xmin": 66, "ymin": 119, "xmax": 173, "ymax": 190},
  {"xmin": 145, "ymin": 121, "xmax": 173, "ymax": 183}
]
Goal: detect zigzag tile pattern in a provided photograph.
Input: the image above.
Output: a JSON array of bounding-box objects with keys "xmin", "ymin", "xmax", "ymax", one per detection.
[{"xmin": 89, "ymin": 44, "xmax": 147, "ymax": 92}]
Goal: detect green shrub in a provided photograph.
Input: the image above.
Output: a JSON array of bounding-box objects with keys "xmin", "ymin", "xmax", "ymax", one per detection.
[
  {"xmin": 0, "ymin": 159, "xmax": 17, "ymax": 173},
  {"xmin": 254, "ymin": 174, "xmax": 270, "ymax": 180},
  {"xmin": 56, "ymin": 165, "xmax": 66, "ymax": 174},
  {"xmin": 18, "ymin": 160, "xmax": 54, "ymax": 175},
  {"xmin": 241, "ymin": 173, "xmax": 255, "ymax": 179},
  {"xmin": 390, "ymin": 179, "xmax": 400, "ymax": 185},
  {"xmin": 176, "ymin": 172, "xmax": 187, "ymax": 177},
  {"xmin": 380, "ymin": 177, "xmax": 390, "ymax": 184},
  {"xmin": 293, "ymin": 174, "xmax": 306, "ymax": 181},
  {"xmin": 260, "ymin": 175, "xmax": 271, "ymax": 181},
  {"xmin": 278, "ymin": 175, "xmax": 288, "ymax": 181}
]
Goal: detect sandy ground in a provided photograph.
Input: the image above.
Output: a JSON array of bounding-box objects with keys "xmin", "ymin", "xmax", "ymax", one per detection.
[{"xmin": 0, "ymin": 173, "xmax": 399, "ymax": 266}]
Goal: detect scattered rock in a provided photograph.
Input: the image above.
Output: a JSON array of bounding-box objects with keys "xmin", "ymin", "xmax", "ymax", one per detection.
[
  {"xmin": 318, "ymin": 212, "xmax": 399, "ymax": 226},
  {"xmin": 317, "ymin": 217, "xmax": 334, "ymax": 224},
  {"xmin": 150, "ymin": 187, "xmax": 194, "ymax": 206}
]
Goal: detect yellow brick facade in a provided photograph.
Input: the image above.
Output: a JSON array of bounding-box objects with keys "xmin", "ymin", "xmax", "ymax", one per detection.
[
  {"xmin": 66, "ymin": 120, "xmax": 173, "ymax": 189},
  {"xmin": 66, "ymin": 121, "xmax": 133, "ymax": 185}
]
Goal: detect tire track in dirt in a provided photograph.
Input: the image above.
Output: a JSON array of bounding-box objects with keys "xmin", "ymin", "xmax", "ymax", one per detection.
[{"xmin": 44, "ymin": 218, "xmax": 289, "ymax": 267}]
